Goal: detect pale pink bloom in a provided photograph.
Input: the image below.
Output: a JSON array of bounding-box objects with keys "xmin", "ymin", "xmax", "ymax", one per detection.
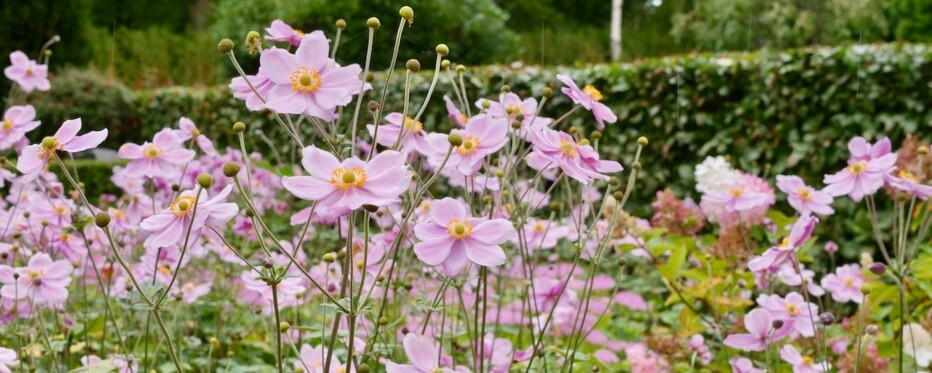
[
  {"xmin": 518, "ymin": 218, "xmax": 567, "ymax": 250},
  {"xmin": 425, "ymin": 114, "xmax": 508, "ymax": 176},
  {"xmin": 526, "ymin": 126, "xmax": 622, "ymax": 184},
  {"xmin": 293, "ymin": 344, "xmax": 349, "ymax": 373},
  {"xmin": 385, "ymin": 333, "xmax": 457, "ymax": 373},
  {"xmin": 702, "ymin": 183, "xmax": 772, "ymax": 213},
  {"xmin": 366, "ymin": 113, "xmax": 431, "ymax": 155},
  {"xmin": 0, "ymin": 253, "xmax": 73, "ymax": 308},
  {"xmin": 413, "ymin": 198, "xmax": 516, "ymax": 275},
  {"xmin": 556, "ymin": 74, "xmax": 617, "ymax": 127},
  {"xmin": 823, "ymin": 137, "xmax": 897, "ymax": 202},
  {"xmin": 779, "ymin": 345, "xmax": 826, "ymax": 373},
  {"xmin": 173, "ymin": 117, "xmax": 217, "ymax": 156},
  {"xmin": 258, "ymin": 32, "xmax": 369, "ymax": 120},
  {"xmin": 0, "ymin": 105, "xmax": 40, "ymax": 150},
  {"xmin": 478, "ymin": 333, "xmax": 514, "ymax": 373},
  {"xmin": 623, "ymin": 343, "xmax": 669, "ymax": 373},
  {"xmin": 531, "ymin": 277, "xmax": 576, "ymax": 312},
  {"xmin": 118, "ymin": 129, "xmax": 195, "ymax": 179},
  {"xmin": 757, "ymin": 292, "xmax": 819, "ymax": 337},
  {"xmin": 480, "ymin": 93, "xmax": 551, "ymax": 136},
  {"xmin": 888, "ymin": 170, "xmax": 932, "ymax": 200},
  {"xmin": 748, "ymin": 215, "xmax": 818, "ymax": 272},
  {"xmin": 776, "ymin": 175, "xmax": 834, "ymax": 216},
  {"xmin": 0, "ymin": 347, "xmax": 15, "ymax": 373},
  {"xmin": 730, "ymin": 357, "xmax": 764, "ymax": 373},
  {"xmin": 776, "ymin": 263, "xmax": 825, "ymax": 297},
  {"xmin": 229, "ymin": 73, "xmax": 275, "ymax": 111},
  {"xmin": 239, "ymin": 271, "xmax": 306, "ymax": 314},
  {"xmin": 265, "ymin": 19, "xmax": 305, "ymax": 46},
  {"xmin": 820, "ymin": 264, "xmax": 865, "ymax": 304},
  {"xmin": 848, "ymin": 136, "xmax": 892, "ymax": 162},
  {"xmin": 614, "ymin": 291, "xmax": 648, "ymax": 311},
  {"xmin": 16, "ymin": 118, "xmax": 108, "ymax": 182},
  {"xmin": 139, "ymin": 185, "xmax": 239, "ymax": 250},
  {"xmin": 178, "ymin": 281, "xmax": 211, "ymax": 304},
  {"xmin": 443, "ymin": 95, "xmax": 467, "ymax": 127},
  {"xmin": 282, "ymin": 146, "xmax": 410, "ymax": 212},
  {"xmin": 824, "ymin": 240, "xmax": 838, "ymax": 254},
  {"xmin": 4, "ymin": 51, "xmax": 49, "ymax": 93},
  {"xmin": 723, "ymin": 308, "xmax": 793, "ymax": 351},
  {"xmin": 81, "ymin": 354, "xmax": 137, "ymax": 373}
]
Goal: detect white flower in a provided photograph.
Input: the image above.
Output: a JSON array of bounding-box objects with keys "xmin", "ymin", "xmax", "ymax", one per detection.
[
  {"xmin": 694, "ymin": 156, "xmax": 741, "ymax": 194},
  {"xmin": 904, "ymin": 323, "xmax": 932, "ymax": 368}
]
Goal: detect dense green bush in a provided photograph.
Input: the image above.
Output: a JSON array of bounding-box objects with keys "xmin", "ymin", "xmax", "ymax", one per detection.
[
  {"xmin": 47, "ymin": 159, "xmax": 126, "ymax": 203},
  {"xmin": 30, "ymin": 43, "xmax": 932, "ymax": 213}
]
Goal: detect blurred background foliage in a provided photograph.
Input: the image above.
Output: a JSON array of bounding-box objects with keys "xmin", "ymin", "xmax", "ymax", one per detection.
[{"xmin": 1, "ymin": 0, "xmax": 931, "ymax": 87}]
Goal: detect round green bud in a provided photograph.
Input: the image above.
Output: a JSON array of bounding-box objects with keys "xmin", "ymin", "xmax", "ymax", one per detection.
[
  {"xmin": 94, "ymin": 212, "xmax": 111, "ymax": 228},
  {"xmin": 399, "ymin": 6, "xmax": 414, "ymax": 20},
  {"xmin": 568, "ymin": 127, "xmax": 578, "ymax": 134},
  {"xmin": 223, "ymin": 162, "xmax": 241, "ymax": 177},
  {"xmin": 495, "ymin": 169, "xmax": 504, "ymax": 178},
  {"xmin": 501, "ymin": 85, "xmax": 511, "ymax": 93},
  {"xmin": 322, "ymin": 253, "xmax": 336, "ymax": 263},
  {"xmin": 338, "ymin": 249, "xmax": 347, "ymax": 259},
  {"xmin": 233, "ymin": 122, "xmax": 246, "ymax": 133},
  {"xmin": 481, "ymin": 100, "xmax": 491, "ymax": 109},
  {"xmin": 379, "ymin": 316, "xmax": 388, "ymax": 325},
  {"xmin": 406, "ymin": 59, "xmax": 420, "ymax": 73},
  {"xmin": 549, "ymin": 202, "xmax": 560, "ymax": 212},
  {"xmin": 861, "ymin": 284, "xmax": 872, "ymax": 294},
  {"xmin": 631, "ymin": 161, "xmax": 642, "ymax": 170},
  {"xmin": 366, "ymin": 72, "xmax": 375, "ymax": 82},
  {"xmin": 368, "ymin": 101, "xmax": 380, "ymax": 112},
  {"xmin": 335, "ymin": 19, "xmax": 347, "ymax": 29},
  {"xmin": 279, "ymin": 322, "xmax": 290, "ymax": 333},
  {"xmin": 441, "ymin": 59, "xmax": 451, "ymax": 69},
  {"xmin": 448, "ymin": 132, "xmax": 464, "ymax": 147},
  {"xmin": 637, "ymin": 136, "xmax": 649, "ymax": 146},
  {"xmin": 435, "ymin": 44, "xmax": 449, "ymax": 57},
  {"xmin": 511, "ymin": 121, "xmax": 521, "ymax": 130},
  {"xmin": 591, "ymin": 130, "xmax": 602, "ymax": 140},
  {"xmin": 482, "ymin": 195, "xmax": 492, "ymax": 205},
  {"xmin": 367, "ymin": 17, "xmax": 381, "ymax": 29},
  {"xmin": 209, "ymin": 337, "xmax": 220, "ymax": 348},
  {"xmin": 197, "ymin": 173, "xmax": 213, "ymax": 188},
  {"xmin": 578, "ymin": 139, "xmax": 590, "ymax": 146},
  {"xmin": 41, "ymin": 136, "xmax": 57, "ymax": 150},
  {"xmin": 363, "ymin": 204, "xmax": 379, "ymax": 213},
  {"xmin": 542, "ymin": 87, "xmax": 553, "ymax": 98},
  {"xmin": 919, "ymin": 146, "xmax": 929, "ymax": 155},
  {"xmin": 357, "ymin": 364, "xmax": 370, "ymax": 373},
  {"xmin": 245, "ymin": 208, "xmax": 255, "ymax": 217},
  {"xmin": 455, "ymin": 65, "xmax": 466, "ymax": 73},
  {"xmin": 612, "ymin": 191, "xmax": 624, "ymax": 200},
  {"xmin": 246, "ymin": 31, "xmax": 261, "ymax": 44},
  {"xmin": 218, "ymin": 39, "xmax": 234, "ymax": 54}
]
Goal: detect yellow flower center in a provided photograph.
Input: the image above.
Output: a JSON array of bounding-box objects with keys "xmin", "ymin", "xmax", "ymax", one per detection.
[
  {"xmin": 582, "ymin": 85, "xmax": 603, "ymax": 102},
  {"xmin": 159, "ymin": 265, "xmax": 172, "ymax": 276},
  {"xmin": 403, "ymin": 117, "xmax": 423, "ymax": 134},
  {"xmin": 456, "ymin": 136, "xmax": 481, "ymax": 155},
  {"xmin": 27, "ymin": 269, "xmax": 43, "ymax": 279},
  {"xmin": 183, "ymin": 283, "xmax": 195, "ymax": 292},
  {"xmin": 330, "ymin": 167, "xmax": 367, "ymax": 191},
  {"xmin": 801, "ymin": 356, "xmax": 814, "ymax": 366},
  {"xmin": 797, "ymin": 187, "xmax": 812, "ymax": 201},
  {"xmin": 143, "ymin": 144, "xmax": 162, "ymax": 159},
  {"xmin": 730, "ymin": 188, "xmax": 744, "ymax": 197},
  {"xmin": 290, "ymin": 66, "xmax": 322, "ymax": 93},
  {"xmin": 169, "ymin": 195, "xmax": 197, "ymax": 217},
  {"xmin": 843, "ymin": 277, "xmax": 854, "ymax": 287},
  {"xmin": 533, "ymin": 222, "xmax": 546, "ymax": 234},
  {"xmin": 58, "ymin": 233, "xmax": 70, "ymax": 242},
  {"xmin": 784, "ymin": 303, "xmax": 800, "ymax": 316},
  {"xmin": 847, "ymin": 161, "xmax": 868, "ymax": 174},
  {"xmin": 113, "ymin": 210, "xmax": 126, "ymax": 220},
  {"xmin": 446, "ymin": 219, "xmax": 473, "ymax": 239},
  {"xmin": 459, "ymin": 114, "xmax": 468, "ymax": 124},
  {"xmin": 559, "ymin": 140, "xmax": 578, "ymax": 158},
  {"xmin": 293, "ymin": 29, "xmax": 305, "ymax": 37},
  {"xmin": 38, "ymin": 137, "xmax": 61, "ymax": 161},
  {"xmin": 899, "ymin": 170, "xmax": 919, "ymax": 183},
  {"xmin": 54, "ymin": 205, "xmax": 70, "ymax": 216},
  {"xmin": 25, "ymin": 67, "xmax": 33, "ymax": 76},
  {"xmin": 506, "ymin": 104, "xmax": 526, "ymax": 116},
  {"xmin": 2, "ymin": 118, "xmax": 12, "ymax": 131},
  {"xmin": 779, "ymin": 236, "xmax": 790, "ymax": 248}
]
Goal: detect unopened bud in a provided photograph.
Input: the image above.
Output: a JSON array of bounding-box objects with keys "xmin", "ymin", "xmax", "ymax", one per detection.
[
  {"xmin": 335, "ymin": 19, "xmax": 347, "ymax": 29},
  {"xmin": 406, "ymin": 59, "xmax": 420, "ymax": 73},
  {"xmin": 819, "ymin": 312, "xmax": 835, "ymax": 325},
  {"xmin": 919, "ymin": 146, "xmax": 929, "ymax": 155},
  {"xmin": 399, "ymin": 6, "xmax": 414, "ymax": 20},
  {"xmin": 435, "ymin": 44, "xmax": 449, "ymax": 56},
  {"xmin": 865, "ymin": 324, "xmax": 879, "ymax": 336},
  {"xmin": 279, "ymin": 322, "xmax": 290, "ymax": 333},
  {"xmin": 368, "ymin": 101, "xmax": 380, "ymax": 112},
  {"xmin": 367, "ymin": 17, "xmax": 381, "ymax": 29},
  {"xmin": 261, "ymin": 257, "xmax": 274, "ymax": 269},
  {"xmin": 737, "ymin": 280, "xmax": 747, "ymax": 288},
  {"xmin": 861, "ymin": 284, "xmax": 872, "ymax": 294},
  {"xmin": 771, "ymin": 319, "xmax": 784, "ymax": 330},
  {"xmin": 441, "ymin": 60, "xmax": 451, "ymax": 69},
  {"xmin": 869, "ymin": 262, "xmax": 886, "ymax": 275},
  {"xmin": 608, "ymin": 177, "xmax": 620, "ymax": 186},
  {"xmin": 501, "ymin": 85, "xmax": 511, "ymax": 93},
  {"xmin": 637, "ymin": 137, "xmax": 648, "ymax": 146},
  {"xmin": 94, "ymin": 212, "xmax": 110, "ymax": 228},
  {"xmin": 209, "ymin": 337, "xmax": 220, "ymax": 348},
  {"xmin": 197, "ymin": 173, "xmax": 213, "ymax": 188},
  {"xmin": 218, "ymin": 39, "xmax": 234, "ymax": 54},
  {"xmin": 379, "ymin": 316, "xmax": 388, "ymax": 325},
  {"xmin": 363, "ymin": 204, "xmax": 379, "ymax": 213},
  {"xmin": 591, "ymin": 131, "xmax": 602, "ymax": 140},
  {"xmin": 542, "ymin": 87, "xmax": 553, "ymax": 98},
  {"xmin": 631, "ymin": 161, "xmax": 641, "ymax": 170},
  {"xmin": 223, "ymin": 162, "xmax": 241, "ymax": 177},
  {"xmin": 448, "ymin": 132, "xmax": 464, "ymax": 147},
  {"xmin": 455, "ymin": 65, "xmax": 466, "ymax": 73},
  {"xmin": 322, "ymin": 253, "xmax": 336, "ymax": 263},
  {"xmin": 233, "ymin": 122, "xmax": 247, "ymax": 134},
  {"xmin": 357, "ymin": 364, "xmax": 370, "ymax": 373}
]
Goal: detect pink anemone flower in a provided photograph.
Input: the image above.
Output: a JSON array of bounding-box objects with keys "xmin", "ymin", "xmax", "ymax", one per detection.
[
  {"xmin": 748, "ymin": 215, "xmax": 818, "ymax": 272},
  {"xmin": 780, "ymin": 345, "xmax": 827, "ymax": 373},
  {"xmin": 385, "ymin": 333, "xmax": 457, "ymax": 373},
  {"xmin": 526, "ymin": 126, "xmax": 622, "ymax": 184},
  {"xmin": 823, "ymin": 137, "xmax": 897, "ymax": 202},
  {"xmin": 366, "ymin": 113, "xmax": 431, "ymax": 156},
  {"xmin": 775, "ymin": 175, "xmax": 834, "ymax": 216},
  {"xmin": 4, "ymin": 51, "xmax": 50, "ymax": 93},
  {"xmin": 556, "ymin": 74, "xmax": 617, "ymax": 127},
  {"xmin": 139, "ymin": 185, "xmax": 239, "ymax": 250},
  {"xmin": 820, "ymin": 264, "xmax": 865, "ymax": 304},
  {"xmin": 425, "ymin": 114, "xmax": 509, "ymax": 176},
  {"xmin": 16, "ymin": 118, "xmax": 108, "ymax": 182},
  {"xmin": 265, "ymin": 19, "xmax": 305, "ymax": 46},
  {"xmin": 723, "ymin": 308, "xmax": 793, "ymax": 352},
  {"xmin": 0, "ymin": 105, "xmax": 40, "ymax": 150},
  {"xmin": 413, "ymin": 198, "xmax": 516, "ymax": 276},
  {"xmin": 118, "ymin": 128, "xmax": 196, "ymax": 179},
  {"xmin": 229, "ymin": 72, "xmax": 274, "ymax": 111},
  {"xmin": 0, "ymin": 253, "xmax": 73, "ymax": 308}
]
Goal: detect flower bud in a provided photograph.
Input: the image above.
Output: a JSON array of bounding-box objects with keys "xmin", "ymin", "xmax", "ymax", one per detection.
[
  {"xmin": 819, "ymin": 312, "xmax": 835, "ymax": 325},
  {"xmin": 495, "ymin": 169, "xmax": 504, "ymax": 178},
  {"xmin": 209, "ymin": 337, "xmax": 220, "ymax": 348},
  {"xmin": 919, "ymin": 146, "xmax": 929, "ymax": 155},
  {"xmin": 824, "ymin": 241, "xmax": 838, "ymax": 254},
  {"xmin": 379, "ymin": 316, "xmax": 388, "ymax": 325},
  {"xmin": 357, "ymin": 364, "xmax": 370, "ymax": 373},
  {"xmin": 245, "ymin": 208, "xmax": 255, "ymax": 217},
  {"xmin": 455, "ymin": 65, "xmax": 466, "ymax": 73},
  {"xmin": 865, "ymin": 324, "xmax": 879, "ymax": 336},
  {"xmin": 637, "ymin": 137, "xmax": 649, "ymax": 146},
  {"xmin": 448, "ymin": 132, "xmax": 464, "ymax": 147},
  {"xmin": 171, "ymin": 184, "xmax": 180, "ymax": 192},
  {"xmin": 501, "ymin": 85, "xmax": 511, "ymax": 93},
  {"xmin": 631, "ymin": 161, "xmax": 642, "ymax": 170},
  {"xmin": 368, "ymin": 101, "xmax": 380, "ymax": 112},
  {"xmin": 737, "ymin": 279, "xmax": 747, "ymax": 288},
  {"xmin": 771, "ymin": 319, "xmax": 784, "ymax": 330},
  {"xmin": 591, "ymin": 130, "xmax": 602, "ymax": 140},
  {"xmin": 363, "ymin": 204, "xmax": 379, "ymax": 213},
  {"xmin": 441, "ymin": 59, "xmax": 451, "ymax": 69},
  {"xmin": 869, "ymin": 262, "xmax": 886, "ymax": 275},
  {"xmin": 612, "ymin": 191, "xmax": 624, "ymax": 200},
  {"xmin": 399, "ymin": 6, "xmax": 414, "ymax": 20},
  {"xmin": 367, "ymin": 17, "xmax": 381, "ymax": 29},
  {"xmin": 246, "ymin": 31, "xmax": 262, "ymax": 55},
  {"xmin": 608, "ymin": 177, "xmax": 620, "ymax": 186},
  {"xmin": 197, "ymin": 173, "xmax": 213, "ymax": 188},
  {"xmin": 279, "ymin": 322, "xmax": 290, "ymax": 333},
  {"xmin": 261, "ymin": 257, "xmax": 274, "ymax": 269},
  {"xmin": 406, "ymin": 59, "xmax": 420, "ymax": 73},
  {"xmin": 861, "ymin": 284, "xmax": 872, "ymax": 294},
  {"xmin": 511, "ymin": 121, "xmax": 521, "ymax": 130},
  {"xmin": 542, "ymin": 87, "xmax": 553, "ymax": 98},
  {"xmin": 578, "ymin": 139, "xmax": 590, "ymax": 146},
  {"xmin": 223, "ymin": 162, "xmax": 241, "ymax": 178},
  {"xmin": 335, "ymin": 19, "xmax": 347, "ymax": 29},
  {"xmin": 322, "ymin": 253, "xmax": 336, "ymax": 263},
  {"xmin": 218, "ymin": 39, "xmax": 234, "ymax": 54},
  {"xmin": 435, "ymin": 44, "xmax": 449, "ymax": 57},
  {"xmin": 94, "ymin": 212, "xmax": 110, "ymax": 228}
]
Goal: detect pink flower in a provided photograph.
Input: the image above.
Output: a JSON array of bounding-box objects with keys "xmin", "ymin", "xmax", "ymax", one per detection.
[
  {"xmin": 413, "ymin": 198, "xmax": 516, "ymax": 275},
  {"xmin": 443, "ymin": 95, "xmax": 467, "ymax": 127},
  {"xmin": 776, "ymin": 175, "xmax": 834, "ymax": 216},
  {"xmin": 820, "ymin": 264, "xmax": 865, "ymax": 304},
  {"xmin": 265, "ymin": 19, "xmax": 305, "ymax": 46},
  {"xmin": 748, "ymin": 215, "xmax": 818, "ymax": 272},
  {"xmin": 0, "ymin": 253, "xmax": 73, "ymax": 308},
  {"xmin": 823, "ymin": 137, "xmax": 897, "ymax": 202},
  {"xmin": 173, "ymin": 117, "xmax": 216, "ymax": 156},
  {"xmin": 16, "ymin": 118, "xmax": 108, "ymax": 182},
  {"xmin": 426, "ymin": 114, "xmax": 508, "ymax": 176},
  {"xmin": 385, "ymin": 333, "xmax": 457, "ymax": 373},
  {"xmin": 779, "ymin": 345, "xmax": 826, "ymax": 373},
  {"xmin": 702, "ymin": 182, "xmax": 772, "ymax": 213},
  {"xmin": 118, "ymin": 129, "xmax": 195, "ymax": 179},
  {"xmin": 776, "ymin": 263, "xmax": 825, "ymax": 297},
  {"xmin": 519, "ymin": 219, "xmax": 568, "ymax": 250},
  {"xmin": 757, "ymin": 292, "xmax": 819, "ymax": 337},
  {"xmin": 0, "ymin": 105, "xmax": 40, "ymax": 150},
  {"xmin": 730, "ymin": 357, "xmax": 763, "ymax": 373},
  {"xmin": 282, "ymin": 146, "xmax": 411, "ymax": 213},
  {"xmin": 525, "ymin": 126, "xmax": 622, "ymax": 184},
  {"xmin": 4, "ymin": 51, "xmax": 50, "ymax": 93},
  {"xmin": 229, "ymin": 73, "xmax": 275, "ymax": 111},
  {"xmin": 258, "ymin": 32, "xmax": 369, "ymax": 120},
  {"xmin": 0, "ymin": 347, "xmax": 17, "ymax": 373},
  {"xmin": 556, "ymin": 74, "xmax": 617, "ymax": 127},
  {"xmin": 139, "ymin": 185, "xmax": 239, "ymax": 250},
  {"xmin": 366, "ymin": 113, "xmax": 431, "ymax": 155},
  {"xmin": 293, "ymin": 344, "xmax": 348, "ymax": 373},
  {"xmin": 480, "ymin": 93, "xmax": 551, "ymax": 136},
  {"xmin": 723, "ymin": 308, "xmax": 793, "ymax": 351},
  {"xmin": 848, "ymin": 136, "xmax": 892, "ymax": 162},
  {"xmin": 888, "ymin": 170, "xmax": 932, "ymax": 200}
]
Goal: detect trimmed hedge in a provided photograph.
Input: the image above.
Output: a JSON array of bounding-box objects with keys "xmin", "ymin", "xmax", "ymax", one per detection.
[{"xmin": 30, "ymin": 43, "xmax": 932, "ymax": 211}]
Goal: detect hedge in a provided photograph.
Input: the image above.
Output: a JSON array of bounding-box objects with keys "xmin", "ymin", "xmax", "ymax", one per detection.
[{"xmin": 29, "ymin": 43, "xmax": 932, "ymax": 213}]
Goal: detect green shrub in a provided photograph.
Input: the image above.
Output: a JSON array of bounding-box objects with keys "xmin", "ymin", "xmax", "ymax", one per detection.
[{"xmin": 47, "ymin": 159, "xmax": 125, "ymax": 203}]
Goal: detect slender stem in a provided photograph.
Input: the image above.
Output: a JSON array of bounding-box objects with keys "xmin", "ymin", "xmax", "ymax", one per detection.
[{"xmin": 271, "ymin": 284, "xmax": 284, "ymax": 373}]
